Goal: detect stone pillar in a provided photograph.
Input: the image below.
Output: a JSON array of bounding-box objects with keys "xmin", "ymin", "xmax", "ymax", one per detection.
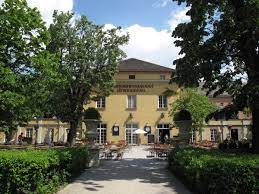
[
  {"xmin": 36, "ymin": 120, "xmax": 42, "ymax": 144},
  {"xmin": 64, "ymin": 128, "xmax": 68, "ymax": 143},
  {"xmin": 58, "ymin": 125, "xmax": 63, "ymax": 142},
  {"xmin": 16, "ymin": 126, "xmax": 22, "ymax": 143}
]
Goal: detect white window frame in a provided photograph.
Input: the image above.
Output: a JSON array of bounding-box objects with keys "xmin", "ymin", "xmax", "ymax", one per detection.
[
  {"xmin": 210, "ymin": 129, "xmax": 217, "ymax": 142},
  {"xmin": 158, "ymin": 96, "xmax": 168, "ymax": 108},
  {"xmin": 127, "ymin": 95, "xmax": 136, "ymax": 109},
  {"xmin": 125, "ymin": 123, "xmax": 138, "ymax": 145},
  {"xmin": 190, "ymin": 129, "xmax": 196, "ymax": 143},
  {"xmin": 96, "ymin": 123, "xmax": 107, "ymax": 144},
  {"xmin": 26, "ymin": 128, "xmax": 33, "ymax": 138},
  {"xmin": 156, "ymin": 123, "xmax": 170, "ymax": 143},
  {"xmin": 129, "ymin": 75, "xmax": 135, "ymax": 80},
  {"xmin": 96, "ymin": 97, "xmax": 105, "ymax": 108},
  {"xmin": 160, "ymin": 75, "xmax": 166, "ymax": 80}
]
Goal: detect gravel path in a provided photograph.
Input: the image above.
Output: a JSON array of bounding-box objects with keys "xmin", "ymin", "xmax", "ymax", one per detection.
[{"xmin": 58, "ymin": 146, "xmax": 191, "ymax": 194}]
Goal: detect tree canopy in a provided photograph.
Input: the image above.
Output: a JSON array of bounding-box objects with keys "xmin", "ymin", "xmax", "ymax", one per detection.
[
  {"xmin": 171, "ymin": 0, "xmax": 259, "ymax": 153},
  {"xmin": 0, "ymin": 0, "xmax": 57, "ymax": 138},
  {"xmin": 170, "ymin": 88, "xmax": 218, "ymax": 131},
  {"xmin": 46, "ymin": 12, "xmax": 129, "ymax": 145}
]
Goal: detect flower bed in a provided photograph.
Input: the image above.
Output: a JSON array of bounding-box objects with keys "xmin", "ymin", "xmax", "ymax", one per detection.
[
  {"xmin": 168, "ymin": 147, "xmax": 259, "ymax": 194},
  {"xmin": 0, "ymin": 147, "xmax": 90, "ymax": 194}
]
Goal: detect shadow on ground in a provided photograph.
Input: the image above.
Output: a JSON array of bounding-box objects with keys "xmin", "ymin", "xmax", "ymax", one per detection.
[{"xmin": 72, "ymin": 158, "xmax": 189, "ymax": 194}]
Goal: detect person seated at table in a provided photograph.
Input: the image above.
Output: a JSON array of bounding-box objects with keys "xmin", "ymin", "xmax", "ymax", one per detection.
[{"xmin": 164, "ymin": 134, "xmax": 169, "ymax": 144}]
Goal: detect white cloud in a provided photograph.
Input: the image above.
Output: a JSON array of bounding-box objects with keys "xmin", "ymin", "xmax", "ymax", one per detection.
[
  {"xmin": 27, "ymin": 0, "xmax": 73, "ymax": 25},
  {"xmin": 122, "ymin": 24, "xmax": 179, "ymax": 68},
  {"xmin": 104, "ymin": 8, "xmax": 190, "ymax": 68},
  {"xmin": 168, "ymin": 7, "xmax": 190, "ymax": 31},
  {"xmin": 0, "ymin": 0, "xmax": 189, "ymax": 68},
  {"xmin": 152, "ymin": 0, "xmax": 171, "ymax": 8},
  {"xmin": 0, "ymin": 0, "xmax": 74, "ymax": 26}
]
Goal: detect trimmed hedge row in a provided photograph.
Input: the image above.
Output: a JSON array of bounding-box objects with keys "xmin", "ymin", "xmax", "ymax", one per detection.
[
  {"xmin": 0, "ymin": 147, "xmax": 90, "ymax": 194},
  {"xmin": 168, "ymin": 147, "xmax": 259, "ymax": 194}
]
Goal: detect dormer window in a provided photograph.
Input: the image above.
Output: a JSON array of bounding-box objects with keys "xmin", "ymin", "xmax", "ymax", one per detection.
[{"xmin": 129, "ymin": 75, "xmax": 135, "ymax": 80}]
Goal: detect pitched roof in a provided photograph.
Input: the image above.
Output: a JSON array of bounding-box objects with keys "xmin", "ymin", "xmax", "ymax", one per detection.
[{"xmin": 118, "ymin": 58, "xmax": 173, "ymax": 72}]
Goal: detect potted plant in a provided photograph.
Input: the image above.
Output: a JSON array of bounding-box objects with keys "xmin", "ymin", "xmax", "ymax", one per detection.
[
  {"xmin": 83, "ymin": 107, "xmax": 101, "ymax": 167},
  {"xmin": 83, "ymin": 108, "xmax": 101, "ymax": 145},
  {"xmin": 173, "ymin": 110, "xmax": 193, "ymax": 147}
]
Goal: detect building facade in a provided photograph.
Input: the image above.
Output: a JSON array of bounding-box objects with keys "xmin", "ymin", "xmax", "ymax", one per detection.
[
  {"xmin": 0, "ymin": 58, "xmax": 252, "ymax": 145},
  {"xmin": 83, "ymin": 58, "xmax": 178, "ymax": 145}
]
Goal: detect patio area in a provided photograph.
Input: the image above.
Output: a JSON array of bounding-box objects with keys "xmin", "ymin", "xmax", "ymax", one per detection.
[{"xmin": 58, "ymin": 146, "xmax": 191, "ymax": 194}]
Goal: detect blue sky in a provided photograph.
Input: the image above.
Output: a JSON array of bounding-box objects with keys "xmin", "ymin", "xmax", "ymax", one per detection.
[
  {"xmin": 71, "ymin": 0, "xmax": 189, "ymax": 67},
  {"xmin": 0, "ymin": 0, "xmax": 189, "ymax": 67},
  {"xmin": 73, "ymin": 0, "xmax": 183, "ymax": 31}
]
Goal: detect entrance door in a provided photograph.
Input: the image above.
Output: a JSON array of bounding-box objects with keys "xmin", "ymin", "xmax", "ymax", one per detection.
[
  {"xmin": 157, "ymin": 124, "xmax": 170, "ymax": 144},
  {"xmin": 147, "ymin": 134, "xmax": 155, "ymax": 144},
  {"xmin": 125, "ymin": 123, "xmax": 138, "ymax": 145},
  {"xmin": 231, "ymin": 128, "xmax": 238, "ymax": 141}
]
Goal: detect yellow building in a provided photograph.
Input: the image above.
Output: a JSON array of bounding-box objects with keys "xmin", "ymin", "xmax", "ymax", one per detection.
[
  {"xmin": 84, "ymin": 58, "xmax": 178, "ymax": 145},
  {"xmin": 0, "ymin": 58, "xmax": 252, "ymax": 145}
]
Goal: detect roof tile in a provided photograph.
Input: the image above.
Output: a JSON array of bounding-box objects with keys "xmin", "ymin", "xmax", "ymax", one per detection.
[{"xmin": 118, "ymin": 58, "xmax": 173, "ymax": 72}]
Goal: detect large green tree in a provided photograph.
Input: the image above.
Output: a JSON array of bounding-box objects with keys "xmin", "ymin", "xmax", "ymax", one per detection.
[
  {"xmin": 170, "ymin": 88, "xmax": 217, "ymax": 132},
  {"xmin": 171, "ymin": 0, "xmax": 259, "ymax": 153},
  {"xmin": 0, "ymin": 0, "xmax": 56, "ymax": 140},
  {"xmin": 47, "ymin": 12, "xmax": 129, "ymax": 146}
]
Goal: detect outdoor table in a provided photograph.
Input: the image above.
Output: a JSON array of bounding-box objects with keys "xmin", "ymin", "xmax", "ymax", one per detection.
[
  {"xmin": 104, "ymin": 145, "xmax": 120, "ymax": 159},
  {"xmin": 153, "ymin": 146, "xmax": 171, "ymax": 158}
]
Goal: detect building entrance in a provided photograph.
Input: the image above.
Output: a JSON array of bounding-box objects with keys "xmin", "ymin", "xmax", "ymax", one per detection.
[
  {"xmin": 157, "ymin": 124, "xmax": 170, "ymax": 144},
  {"xmin": 231, "ymin": 128, "xmax": 238, "ymax": 141},
  {"xmin": 125, "ymin": 123, "xmax": 138, "ymax": 145},
  {"xmin": 96, "ymin": 123, "xmax": 107, "ymax": 144}
]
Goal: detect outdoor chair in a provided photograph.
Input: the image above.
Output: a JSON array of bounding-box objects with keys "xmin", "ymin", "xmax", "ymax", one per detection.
[
  {"xmin": 147, "ymin": 146, "xmax": 155, "ymax": 158},
  {"xmin": 116, "ymin": 150, "xmax": 124, "ymax": 160}
]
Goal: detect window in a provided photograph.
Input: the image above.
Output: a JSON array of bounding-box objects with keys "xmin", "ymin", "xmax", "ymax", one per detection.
[
  {"xmin": 127, "ymin": 95, "xmax": 136, "ymax": 109},
  {"xmin": 210, "ymin": 129, "xmax": 217, "ymax": 142},
  {"xmin": 157, "ymin": 124, "xmax": 170, "ymax": 129},
  {"xmin": 125, "ymin": 123, "xmax": 138, "ymax": 145},
  {"xmin": 95, "ymin": 123, "xmax": 107, "ymax": 144},
  {"xmin": 26, "ymin": 128, "xmax": 33, "ymax": 138},
  {"xmin": 129, "ymin": 75, "xmax": 135, "ymax": 80},
  {"xmin": 96, "ymin": 97, "xmax": 105, "ymax": 108},
  {"xmin": 157, "ymin": 124, "xmax": 170, "ymax": 143},
  {"xmin": 160, "ymin": 75, "xmax": 166, "ymax": 80},
  {"xmin": 190, "ymin": 129, "xmax": 196, "ymax": 144},
  {"xmin": 158, "ymin": 96, "xmax": 168, "ymax": 108}
]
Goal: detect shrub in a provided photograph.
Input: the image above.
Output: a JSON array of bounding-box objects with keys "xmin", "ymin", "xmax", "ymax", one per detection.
[
  {"xmin": 238, "ymin": 140, "xmax": 250, "ymax": 149},
  {"xmin": 168, "ymin": 147, "xmax": 259, "ymax": 194},
  {"xmin": 219, "ymin": 139, "xmax": 251, "ymax": 150},
  {"xmin": 0, "ymin": 147, "xmax": 90, "ymax": 194}
]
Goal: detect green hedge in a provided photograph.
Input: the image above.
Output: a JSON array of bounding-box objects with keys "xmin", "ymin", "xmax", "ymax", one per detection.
[
  {"xmin": 168, "ymin": 147, "xmax": 259, "ymax": 194},
  {"xmin": 0, "ymin": 147, "xmax": 90, "ymax": 194}
]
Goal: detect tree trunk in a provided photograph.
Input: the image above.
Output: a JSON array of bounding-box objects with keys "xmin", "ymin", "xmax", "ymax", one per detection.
[
  {"xmin": 251, "ymin": 106, "xmax": 259, "ymax": 154},
  {"xmin": 67, "ymin": 120, "xmax": 78, "ymax": 147}
]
